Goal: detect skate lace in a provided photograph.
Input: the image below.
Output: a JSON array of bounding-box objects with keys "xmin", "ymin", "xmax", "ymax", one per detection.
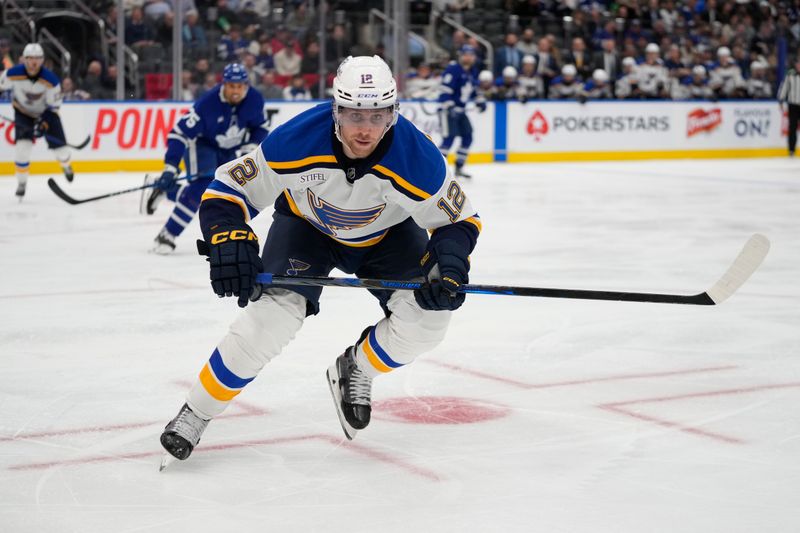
[
  {"xmin": 345, "ymin": 355, "xmax": 372, "ymax": 406},
  {"xmin": 170, "ymin": 406, "xmax": 208, "ymax": 446}
]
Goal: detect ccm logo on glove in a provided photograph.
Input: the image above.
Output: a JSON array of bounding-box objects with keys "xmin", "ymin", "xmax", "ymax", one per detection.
[{"xmin": 210, "ymin": 229, "xmax": 258, "ymax": 244}]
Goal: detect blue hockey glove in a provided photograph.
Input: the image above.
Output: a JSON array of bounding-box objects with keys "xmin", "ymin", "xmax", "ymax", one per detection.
[
  {"xmin": 197, "ymin": 225, "xmax": 263, "ymax": 308},
  {"xmin": 155, "ymin": 165, "xmax": 178, "ymax": 192},
  {"xmin": 414, "ymin": 240, "xmax": 469, "ymax": 311},
  {"xmin": 145, "ymin": 165, "xmax": 179, "ymax": 215}
]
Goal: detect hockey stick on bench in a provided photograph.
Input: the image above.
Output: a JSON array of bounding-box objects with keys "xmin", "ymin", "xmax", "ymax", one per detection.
[
  {"xmin": 254, "ymin": 234, "xmax": 769, "ymax": 305},
  {"xmin": 47, "ymin": 173, "xmax": 208, "ymax": 205}
]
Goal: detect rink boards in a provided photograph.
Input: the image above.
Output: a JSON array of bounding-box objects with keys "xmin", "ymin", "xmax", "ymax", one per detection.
[{"xmin": 0, "ymin": 100, "xmax": 787, "ymax": 174}]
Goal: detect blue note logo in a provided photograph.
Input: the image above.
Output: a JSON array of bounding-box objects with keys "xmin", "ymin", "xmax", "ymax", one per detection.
[{"xmin": 305, "ymin": 189, "xmax": 385, "ymax": 237}]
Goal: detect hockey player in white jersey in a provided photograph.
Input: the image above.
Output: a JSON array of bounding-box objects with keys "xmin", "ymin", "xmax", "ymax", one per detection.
[
  {"xmin": 709, "ymin": 47, "xmax": 746, "ymax": 99},
  {"xmin": 0, "ymin": 43, "xmax": 74, "ymax": 199},
  {"xmin": 746, "ymin": 60, "xmax": 772, "ymax": 99},
  {"xmin": 636, "ymin": 43, "xmax": 670, "ymax": 99},
  {"xmin": 159, "ymin": 55, "xmax": 482, "ymax": 465}
]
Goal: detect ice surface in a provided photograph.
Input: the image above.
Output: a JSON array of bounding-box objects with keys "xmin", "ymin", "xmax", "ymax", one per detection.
[{"xmin": 1, "ymin": 159, "xmax": 798, "ymax": 533}]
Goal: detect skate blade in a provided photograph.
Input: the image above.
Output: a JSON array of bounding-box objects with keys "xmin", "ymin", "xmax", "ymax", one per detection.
[
  {"xmin": 326, "ymin": 367, "xmax": 358, "ymax": 441},
  {"xmin": 159, "ymin": 453, "xmax": 177, "ymax": 472}
]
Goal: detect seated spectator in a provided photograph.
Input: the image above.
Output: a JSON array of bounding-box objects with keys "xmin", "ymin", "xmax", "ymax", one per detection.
[
  {"xmin": 255, "ymin": 41, "xmax": 275, "ymax": 71},
  {"xmin": 534, "ymin": 37, "xmax": 558, "ymax": 96},
  {"xmin": 282, "ymin": 74, "xmax": 312, "ymax": 100},
  {"xmin": 615, "ymin": 57, "xmax": 642, "ymax": 99},
  {"xmin": 494, "ymin": 66, "xmax": 524, "ymax": 102},
  {"xmin": 61, "ymin": 77, "xmax": 90, "ymax": 101},
  {"xmin": 746, "ymin": 60, "xmax": 772, "ymax": 99},
  {"xmin": 549, "ymin": 64, "xmax": 583, "ymax": 100},
  {"xmin": 565, "ymin": 37, "xmax": 594, "ymax": 80},
  {"xmin": 274, "ymin": 38, "xmax": 303, "ymax": 76},
  {"xmin": 183, "ymin": 9, "xmax": 208, "ymax": 56},
  {"xmin": 180, "ymin": 70, "xmax": 196, "ymax": 100},
  {"xmin": 217, "ymin": 25, "xmax": 249, "ymax": 62},
  {"xmin": 155, "ymin": 11, "xmax": 175, "ymax": 48},
  {"xmin": 581, "ymin": 69, "xmax": 613, "ymax": 101},
  {"xmin": 636, "ymin": 43, "xmax": 670, "ymax": 99},
  {"xmin": 516, "ymin": 28, "xmax": 538, "ymax": 56},
  {"xmin": 476, "ymin": 69, "xmax": 498, "ymax": 102},
  {"xmin": 593, "ymin": 38, "xmax": 621, "ymax": 84},
  {"xmin": 144, "ymin": 0, "xmax": 172, "ymax": 22},
  {"xmin": 285, "ymin": 1, "xmax": 313, "ymax": 42},
  {"xmin": 82, "ymin": 60, "xmax": 112, "ymax": 100},
  {"xmin": 214, "ymin": 0, "xmax": 239, "ymax": 33},
  {"xmin": 125, "ymin": 7, "xmax": 156, "ymax": 49},
  {"xmin": 494, "ymin": 33, "xmax": 523, "ymax": 77},
  {"xmin": 256, "ymin": 70, "xmax": 284, "ymax": 100},
  {"xmin": 710, "ymin": 46, "xmax": 746, "ymax": 98},
  {"xmin": 325, "ymin": 24, "xmax": 351, "ymax": 71},
  {"xmin": 242, "ymin": 53, "xmax": 265, "ymax": 85},
  {"xmin": 301, "ymin": 41, "xmax": 322, "ymax": 75},
  {"xmin": 192, "ymin": 58, "xmax": 211, "ymax": 86},
  {"xmin": 517, "ymin": 55, "xmax": 545, "ymax": 101},
  {"xmin": 405, "ymin": 63, "xmax": 441, "ymax": 100},
  {"xmin": 664, "ymin": 44, "xmax": 691, "ymax": 82},
  {"xmin": 672, "ymin": 65, "xmax": 714, "ymax": 100}
]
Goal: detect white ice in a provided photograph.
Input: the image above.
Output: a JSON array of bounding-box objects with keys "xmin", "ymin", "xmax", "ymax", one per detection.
[{"xmin": 1, "ymin": 159, "xmax": 798, "ymax": 533}]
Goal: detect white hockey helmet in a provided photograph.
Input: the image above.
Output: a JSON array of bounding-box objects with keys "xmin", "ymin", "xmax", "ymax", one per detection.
[
  {"xmin": 750, "ymin": 60, "xmax": 767, "ymax": 71},
  {"xmin": 23, "ymin": 43, "xmax": 44, "ymax": 58},
  {"xmin": 502, "ymin": 65, "xmax": 518, "ymax": 79},
  {"xmin": 562, "ymin": 64, "xmax": 577, "ymax": 77},
  {"xmin": 478, "ymin": 69, "xmax": 494, "ymax": 83},
  {"xmin": 645, "ymin": 43, "xmax": 660, "ymax": 54},
  {"xmin": 592, "ymin": 69, "xmax": 609, "ymax": 83},
  {"xmin": 622, "ymin": 56, "xmax": 636, "ymax": 68},
  {"xmin": 692, "ymin": 64, "xmax": 707, "ymax": 77},
  {"xmin": 717, "ymin": 46, "xmax": 731, "ymax": 57},
  {"xmin": 332, "ymin": 55, "xmax": 398, "ymax": 141}
]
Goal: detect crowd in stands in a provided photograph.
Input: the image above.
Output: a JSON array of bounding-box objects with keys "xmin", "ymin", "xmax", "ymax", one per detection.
[{"xmin": 1, "ymin": 0, "xmax": 798, "ymax": 102}]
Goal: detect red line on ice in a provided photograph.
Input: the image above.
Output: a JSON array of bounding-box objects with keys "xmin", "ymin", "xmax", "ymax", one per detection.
[
  {"xmin": 8, "ymin": 434, "xmax": 442, "ymax": 481},
  {"xmin": 425, "ymin": 360, "xmax": 737, "ymax": 389},
  {"xmin": 598, "ymin": 382, "xmax": 800, "ymax": 443}
]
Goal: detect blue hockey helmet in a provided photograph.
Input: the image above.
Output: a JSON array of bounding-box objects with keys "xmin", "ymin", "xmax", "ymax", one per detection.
[
  {"xmin": 459, "ymin": 44, "xmax": 478, "ymax": 56},
  {"xmin": 223, "ymin": 63, "xmax": 249, "ymax": 84}
]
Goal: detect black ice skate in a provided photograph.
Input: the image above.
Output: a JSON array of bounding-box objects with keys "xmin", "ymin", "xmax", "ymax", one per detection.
[
  {"xmin": 159, "ymin": 403, "xmax": 209, "ymax": 470},
  {"xmin": 15, "ymin": 182, "xmax": 26, "ymax": 200},
  {"xmin": 64, "ymin": 165, "xmax": 74, "ymax": 183},
  {"xmin": 455, "ymin": 167, "xmax": 472, "ymax": 179},
  {"xmin": 326, "ymin": 346, "xmax": 373, "ymax": 440},
  {"xmin": 150, "ymin": 228, "xmax": 176, "ymax": 255}
]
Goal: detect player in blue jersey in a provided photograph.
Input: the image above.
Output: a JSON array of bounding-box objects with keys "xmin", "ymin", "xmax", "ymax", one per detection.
[
  {"xmin": 0, "ymin": 43, "xmax": 74, "ymax": 200},
  {"xmin": 146, "ymin": 63, "xmax": 269, "ymax": 254},
  {"xmin": 158, "ymin": 56, "xmax": 482, "ymax": 466},
  {"xmin": 437, "ymin": 44, "xmax": 487, "ymax": 179}
]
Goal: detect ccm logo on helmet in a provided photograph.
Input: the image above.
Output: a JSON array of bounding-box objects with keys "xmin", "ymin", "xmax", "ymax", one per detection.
[{"xmin": 210, "ymin": 230, "xmax": 258, "ymax": 244}]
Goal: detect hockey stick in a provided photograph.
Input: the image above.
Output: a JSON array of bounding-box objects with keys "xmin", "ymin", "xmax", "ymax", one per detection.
[
  {"xmin": 254, "ymin": 234, "xmax": 769, "ymax": 305},
  {"xmin": 46, "ymin": 173, "xmax": 207, "ymax": 205},
  {"xmin": 0, "ymin": 113, "xmax": 91, "ymax": 150}
]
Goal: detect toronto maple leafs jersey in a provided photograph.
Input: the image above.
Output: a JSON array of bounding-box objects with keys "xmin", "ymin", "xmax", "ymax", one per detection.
[
  {"xmin": 0, "ymin": 64, "xmax": 62, "ymax": 117},
  {"xmin": 164, "ymin": 84, "xmax": 269, "ymax": 168},
  {"xmin": 199, "ymin": 102, "xmax": 481, "ymax": 250},
  {"xmin": 438, "ymin": 61, "xmax": 479, "ymax": 111}
]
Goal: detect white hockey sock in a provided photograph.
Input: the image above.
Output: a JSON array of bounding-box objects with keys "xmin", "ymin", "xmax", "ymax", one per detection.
[
  {"xmin": 53, "ymin": 145, "xmax": 72, "ymax": 167},
  {"xmin": 15, "ymin": 140, "xmax": 33, "ymax": 184}
]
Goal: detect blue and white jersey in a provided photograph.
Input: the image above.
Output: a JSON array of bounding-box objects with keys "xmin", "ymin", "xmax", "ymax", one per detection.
[
  {"xmin": 438, "ymin": 61, "xmax": 479, "ymax": 111},
  {"xmin": 164, "ymin": 84, "xmax": 269, "ymax": 168},
  {"xmin": 200, "ymin": 102, "xmax": 482, "ymax": 248},
  {"xmin": 0, "ymin": 64, "xmax": 62, "ymax": 117}
]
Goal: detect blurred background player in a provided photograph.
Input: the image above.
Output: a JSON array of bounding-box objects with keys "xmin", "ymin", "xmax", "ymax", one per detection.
[
  {"xmin": 438, "ymin": 44, "xmax": 486, "ymax": 179},
  {"xmin": 146, "ymin": 62, "xmax": 269, "ymax": 254},
  {"xmin": 636, "ymin": 43, "xmax": 670, "ymax": 99},
  {"xmin": 778, "ymin": 57, "xmax": 800, "ymax": 157},
  {"xmin": 580, "ymin": 69, "xmax": 612, "ymax": 101},
  {"xmin": 549, "ymin": 64, "xmax": 583, "ymax": 100},
  {"xmin": 158, "ymin": 55, "xmax": 481, "ymax": 465},
  {"xmin": 0, "ymin": 43, "xmax": 74, "ymax": 200}
]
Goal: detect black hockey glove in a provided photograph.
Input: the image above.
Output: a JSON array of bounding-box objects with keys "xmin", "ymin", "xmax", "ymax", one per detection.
[
  {"xmin": 32, "ymin": 116, "xmax": 46, "ymax": 138},
  {"xmin": 197, "ymin": 225, "xmax": 263, "ymax": 308},
  {"xmin": 414, "ymin": 240, "xmax": 469, "ymax": 311}
]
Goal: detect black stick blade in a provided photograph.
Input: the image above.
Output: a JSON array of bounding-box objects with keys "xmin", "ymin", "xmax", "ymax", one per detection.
[{"xmin": 47, "ymin": 178, "xmax": 81, "ymax": 205}]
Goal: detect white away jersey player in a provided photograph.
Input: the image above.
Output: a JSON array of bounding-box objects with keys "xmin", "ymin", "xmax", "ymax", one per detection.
[
  {"xmin": 0, "ymin": 64, "xmax": 62, "ymax": 116},
  {"xmin": 201, "ymin": 102, "xmax": 482, "ymax": 247}
]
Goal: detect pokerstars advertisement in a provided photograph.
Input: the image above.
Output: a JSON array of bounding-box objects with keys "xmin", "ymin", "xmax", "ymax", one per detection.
[{"xmin": 506, "ymin": 101, "xmax": 783, "ymax": 155}]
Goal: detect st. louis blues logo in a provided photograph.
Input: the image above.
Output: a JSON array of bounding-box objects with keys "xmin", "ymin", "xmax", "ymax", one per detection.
[
  {"xmin": 287, "ymin": 258, "xmax": 311, "ymax": 276},
  {"xmin": 305, "ymin": 189, "xmax": 385, "ymax": 237}
]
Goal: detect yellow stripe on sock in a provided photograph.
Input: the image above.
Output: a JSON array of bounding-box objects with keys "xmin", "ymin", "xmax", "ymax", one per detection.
[
  {"xmin": 361, "ymin": 338, "xmax": 392, "ymax": 373},
  {"xmin": 199, "ymin": 363, "xmax": 242, "ymax": 401}
]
